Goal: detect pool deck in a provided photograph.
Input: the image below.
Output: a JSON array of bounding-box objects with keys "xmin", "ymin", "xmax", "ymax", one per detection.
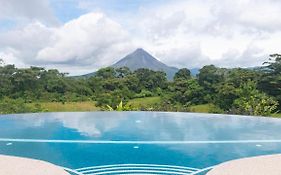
[
  {"xmin": 0, "ymin": 155, "xmax": 70, "ymax": 175},
  {"xmin": 207, "ymin": 154, "xmax": 281, "ymax": 175}
]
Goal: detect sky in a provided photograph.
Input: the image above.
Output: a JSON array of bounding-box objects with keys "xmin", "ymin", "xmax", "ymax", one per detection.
[{"xmin": 0, "ymin": 0, "xmax": 281, "ymax": 75}]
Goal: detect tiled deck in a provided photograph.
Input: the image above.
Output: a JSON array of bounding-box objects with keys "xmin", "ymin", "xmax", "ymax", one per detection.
[
  {"xmin": 207, "ymin": 154, "xmax": 281, "ymax": 175},
  {"xmin": 0, "ymin": 155, "xmax": 70, "ymax": 175}
]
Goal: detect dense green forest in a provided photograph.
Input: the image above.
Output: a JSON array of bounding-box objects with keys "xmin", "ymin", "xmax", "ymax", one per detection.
[{"xmin": 0, "ymin": 54, "xmax": 280, "ymax": 116}]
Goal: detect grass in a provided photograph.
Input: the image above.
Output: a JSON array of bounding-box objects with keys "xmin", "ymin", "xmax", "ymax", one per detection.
[
  {"xmin": 26, "ymin": 100, "xmax": 281, "ymax": 118},
  {"xmin": 188, "ymin": 103, "xmax": 223, "ymax": 113},
  {"xmin": 26, "ymin": 97, "xmax": 162, "ymax": 113},
  {"xmin": 127, "ymin": 97, "xmax": 161, "ymax": 109},
  {"xmin": 188, "ymin": 104, "xmax": 213, "ymax": 113},
  {"xmin": 189, "ymin": 104, "xmax": 281, "ymax": 117},
  {"xmin": 27, "ymin": 101, "xmax": 100, "ymax": 112},
  {"xmin": 27, "ymin": 97, "xmax": 162, "ymax": 112},
  {"xmin": 272, "ymin": 113, "xmax": 281, "ymax": 117}
]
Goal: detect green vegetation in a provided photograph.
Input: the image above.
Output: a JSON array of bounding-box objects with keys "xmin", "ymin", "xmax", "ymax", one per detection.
[
  {"xmin": 27, "ymin": 101, "xmax": 100, "ymax": 112},
  {"xmin": 0, "ymin": 97, "xmax": 43, "ymax": 114},
  {"xmin": 127, "ymin": 97, "xmax": 161, "ymax": 110},
  {"xmin": 105, "ymin": 100, "xmax": 137, "ymax": 111},
  {"xmin": 272, "ymin": 113, "xmax": 281, "ymax": 117},
  {"xmin": 188, "ymin": 104, "xmax": 223, "ymax": 113},
  {"xmin": 0, "ymin": 54, "xmax": 280, "ymax": 116},
  {"xmin": 188, "ymin": 104, "xmax": 211, "ymax": 113}
]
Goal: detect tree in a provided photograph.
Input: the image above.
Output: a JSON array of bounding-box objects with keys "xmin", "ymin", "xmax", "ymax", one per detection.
[
  {"xmin": 174, "ymin": 68, "xmax": 191, "ymax": 81},
  {"xmin": 134, "ymin": 69, "xmax": 167, "ymax": 91},
  {"xmin": 0, "ymin": 56, "xmax": 280, "ymax": 116},
  {"xmin": 95, "ymin": 67, "xmax": 116, "ymax": 79},
  {"xmin": 10, "ymin": 68, "xmax": 43, "ymax": 98},
  {"xmin": 263, "ymin": 54, "xmax": 281, "ymax": 74},
  {"xmin": 169, "ymin": 78, "xmax": 204, "ymax": 105},
  {"xmin": 214, "ymin": 68, "xmax": 260, "ymax": 111},
  {"xmin": 115, "ymin": 67, "xmax": 131, "ymax": 78},
  {"xmin": 214, "ymin": 83, "xmax": 238, "ymax": 111},
  {"xmin": 88, "ymin": 77, "xmax": 104, "ymax": 94},
  {"xmin": 258, "ymin": 54, "xmax": 281, "ymax": 110},
  {"xmin": 226, "ymin": 68, "xmax": 260, "ymax": 88},
  {"xmin": 124, "ymin": 74, "xmax": 141, "ymax": 93},
  {"xmin": 233, "ymin": 81, "xmax": 278, "ymax": 116},
  {"xmin": 0, "ymin": 58, "xmax": 4, "ymax": 67},
  {"xmin": 198, "ymin": 65, "xmax": 226, "ymax": 102},
  {"xmin": 0, "ymin": 64, "xmax": 16, "ymax": 98}
]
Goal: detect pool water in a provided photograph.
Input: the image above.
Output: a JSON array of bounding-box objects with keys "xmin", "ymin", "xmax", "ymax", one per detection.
[{"xmin": 1, "ymin": 112, "xmax": 281, "ymax": 174}]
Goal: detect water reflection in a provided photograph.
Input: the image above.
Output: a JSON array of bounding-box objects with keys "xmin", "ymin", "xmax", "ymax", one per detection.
[
  {"xmin": 53, "ymin": 112, "xmax": 128, "ymax": 137},
  {"xmin": 1, "ymin": 112, "xmax": 281, "ymax": 169},
  {"xmin": 6, "ymin": 112, "xmax": 281, "ymax": 141}
]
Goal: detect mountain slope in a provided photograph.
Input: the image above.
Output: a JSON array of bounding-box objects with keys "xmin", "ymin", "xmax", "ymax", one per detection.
[
  {"xmin": 112, "ymin": 48, "xmax": 179, "ymax": 80},
  {"xmin": 77, "ymin": 48, "xmax": 199, "ymax": 79}
]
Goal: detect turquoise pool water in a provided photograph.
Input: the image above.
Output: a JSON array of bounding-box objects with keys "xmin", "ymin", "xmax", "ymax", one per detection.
[{"xmin": 0, "ymin": 112, "xmax": 281, "ymax": 174}]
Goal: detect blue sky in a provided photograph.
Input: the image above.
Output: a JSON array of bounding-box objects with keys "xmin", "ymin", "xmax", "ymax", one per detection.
[
  {"xmin": 49, "ymin": 0, "xmax": 83, "ymax": 23},
  {"xmin": 49, "ymin": 0, "xmax": 169, "ymax": 23},
  {"xmin": 0, "ymin": 0, "xmax": 281, "ymax": 75}
]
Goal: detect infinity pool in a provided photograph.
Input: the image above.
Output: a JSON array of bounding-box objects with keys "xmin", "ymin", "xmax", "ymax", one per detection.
[{"xmin": 0, "ymin": 112, "xmax": 281, "ymax": 174}]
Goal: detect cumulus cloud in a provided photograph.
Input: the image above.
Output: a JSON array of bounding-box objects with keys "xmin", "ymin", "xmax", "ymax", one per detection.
[
  {"xmin": 0, "ymin": 0, "xmax": 58, "ymax": 25},
  {"xmin": 0, "ymin": 12, "xmax": 134, "ymax": 74},
  {"xmin": 1, "ymin": 0, "xmax": 281, "ymax": 74},
  {"xmin": 0, "ymin": 48, "xmax": 25, "ymax": 67},
  {"xmin": 134, "ymin": 0, "xmax": 281, "ymax": 68},
  {"xmin": 214, "ymin": 0, "xmax": 281, "ymax": 32},
  {"xmin": 36, "ymin": 13, "xmax": 133, "ymax": 67},
  {"xmin": 0, "ymin": 22, "xmax": 53, "ymax": 66}
]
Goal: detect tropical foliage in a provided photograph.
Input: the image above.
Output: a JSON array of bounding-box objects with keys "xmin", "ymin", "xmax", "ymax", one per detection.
[{"xmin": 0, "ymin": 55, "xmax": 280, "ymax": 116}]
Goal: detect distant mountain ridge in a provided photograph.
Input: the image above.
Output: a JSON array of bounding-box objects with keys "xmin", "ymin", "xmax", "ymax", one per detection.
[
  {"xmin": 112, "ymin": 48, "xmax": 179, "ymax": 80},
  {"xmin": 78, "ymin": 48, "xmax": 199, "ymax": 79}
]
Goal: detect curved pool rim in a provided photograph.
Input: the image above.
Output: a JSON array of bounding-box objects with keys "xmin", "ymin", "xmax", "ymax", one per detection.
[{"xmin": 0, "ymin": 111, "xmax": 281, "ymax": 175}]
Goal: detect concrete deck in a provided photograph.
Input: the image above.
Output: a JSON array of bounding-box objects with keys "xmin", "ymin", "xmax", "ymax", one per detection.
[
  {"xmin": 0, "ymin": 155, "xmax": 70, "ymax": 175},
  {"xmin": 207, "ymin": 154, "xmax": 281, "ymax": 175}
]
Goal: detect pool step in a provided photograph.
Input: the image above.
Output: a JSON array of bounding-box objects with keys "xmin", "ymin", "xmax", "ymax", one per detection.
[{"xmin": 64, "ymin": 164, "xmax": 213, "ymax": 175}]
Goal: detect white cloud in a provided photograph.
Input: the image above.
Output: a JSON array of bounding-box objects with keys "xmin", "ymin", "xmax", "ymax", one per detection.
[
  {"xmin": 0, "ymin": 22, "xmax": 53, "ymax": 66},
  {"xmin": 0, "ymin": 12, "xmax": 134, "ymax": 75},
  {"xmin": 0, "ymin": 0, "xmax": 58, "ymax": 25},
  {"xmin": 1, "ymin": 0, "xmax": 281, "ymax": 74},
  {"xmin": 215, "ymin": 0, "xmax": 281, "ymax": 32},
  {"xmin": 133, "ymin": 0, "xmax": 281, "ymax": 68},
  {"xmin": 0, "ymin": 48, "xmax": 25, "ymax": 67},
  {"xmin": 36, "ymin": 13, "xmax": 133, "ymax": 68},
  {"xmin": 56, "ymin": 113, "xmax": 128, "ymax": 137}
]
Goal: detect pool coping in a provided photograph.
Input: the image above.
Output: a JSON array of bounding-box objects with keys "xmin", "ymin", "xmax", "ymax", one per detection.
[
  {"xmin": 207, "ymin": 154, "xmax": 281, "ymax": 175},
  {"xmin": 0, "ymin": 155, "xmax": 70, "ymax": 175}
]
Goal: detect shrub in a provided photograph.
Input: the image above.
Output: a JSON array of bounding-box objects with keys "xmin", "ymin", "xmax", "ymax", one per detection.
[
  {"xmin": 233, "ymin": 81, "xmax": 279, "ymax": 116},
  {"xmin": 0, "ymin": 97, "xmax": 43, "ymax": 114}
]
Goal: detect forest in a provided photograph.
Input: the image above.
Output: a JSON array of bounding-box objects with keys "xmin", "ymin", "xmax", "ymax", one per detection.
[{"xmin": 0, "ymin": 54, "xmax": 280, "ymax": 116}]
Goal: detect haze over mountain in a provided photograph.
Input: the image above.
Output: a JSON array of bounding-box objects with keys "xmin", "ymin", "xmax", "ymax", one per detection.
[{"xmin": 80, "ymin": 48, "xmax": 199, "ymax": 79}]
